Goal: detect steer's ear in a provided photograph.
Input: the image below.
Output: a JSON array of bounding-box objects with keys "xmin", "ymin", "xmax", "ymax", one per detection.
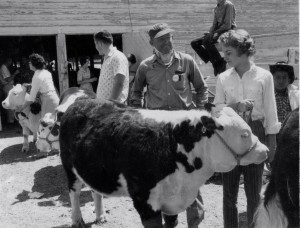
[
  {"xmin": 201, "ymin": 116, "xmax": 223, "ymax": 131},
  {"xmin": 204, "ymin": 103, "xmax": 215, "ymax": 112},
  {"xmin": 56, "ymin": 111, "xmax": 64, "ymax": 122}
]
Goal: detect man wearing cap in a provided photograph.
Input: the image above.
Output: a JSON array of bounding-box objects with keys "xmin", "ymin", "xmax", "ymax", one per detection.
[
  {"xmin": 131, "ymin": 23, "xmax": 207, "ymax": 228},
  {"xmin": 269, "ymin": 61, "xmax": 299, "ymax": 123},
  {"xmin": 94, "ymin": 30, "xmax": 129, "ymax": 103}
]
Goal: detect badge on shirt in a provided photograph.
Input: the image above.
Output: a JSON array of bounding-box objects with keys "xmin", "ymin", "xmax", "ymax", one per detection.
[{"xmin": 173, "ymin": 74, "xmax": 180, "ymax": 82}]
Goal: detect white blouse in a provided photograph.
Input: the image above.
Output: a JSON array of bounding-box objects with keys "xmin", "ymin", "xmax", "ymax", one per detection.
[
  {"xmin": 214, "ymin": 64, "xmax": 281, "ymax": 135},
  {"xmin": 28, "ymin": 69, "xmax": 56, "ymax": 101}
]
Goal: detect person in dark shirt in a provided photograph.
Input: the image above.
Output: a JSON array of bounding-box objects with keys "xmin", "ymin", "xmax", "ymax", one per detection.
[
  {"xmin": 191, "ymin": 0, "xmax": 236, "ymax": 76},
  {"xmin": 269, "ymin": 61, "xmax": 299, "ymax": 123}
]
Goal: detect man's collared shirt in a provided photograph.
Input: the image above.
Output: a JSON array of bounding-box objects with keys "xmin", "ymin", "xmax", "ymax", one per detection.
[
  {"xmin": 214, "ymin": 64, "xmax": 281, "ymax": 135},
  {"xmin": 96, "ymin": 47, "xmax": 129, "ymax": 103},
  {"xmin": 131, "ymin": 51, "xmax": 208, "ymax": 110},
  {"xmin": 210, "ymin": 0, "xmax": 236, "ymax": 34}
]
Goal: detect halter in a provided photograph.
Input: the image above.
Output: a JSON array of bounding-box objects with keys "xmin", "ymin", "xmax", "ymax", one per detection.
[
  {"xmin": 15, "ymin": 109, "xmax": 29, "ymax": 121},
  {"xmin": 38, "ymin": 120, "xmax": 60, "ymax": 151},
  {"xmin": 214, "ymin": 131, "xmax": 258, "ymax": 166}
]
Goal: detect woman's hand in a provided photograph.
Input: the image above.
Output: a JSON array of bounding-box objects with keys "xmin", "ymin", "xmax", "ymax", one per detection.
[{"xmin": 236, "ymin": 99, "xmax": 254, "ymax": 112}]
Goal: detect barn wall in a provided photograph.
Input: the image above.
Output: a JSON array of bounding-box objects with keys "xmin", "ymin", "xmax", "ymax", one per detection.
[
  {"xmin": 0, "ymin": 0, "xmax": 298, "ymax": 51},
  {"xmin": 0, "ymin": 0, "xmax": 298, "ymax": 92}
]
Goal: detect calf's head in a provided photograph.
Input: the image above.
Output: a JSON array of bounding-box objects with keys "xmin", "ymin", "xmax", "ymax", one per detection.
[
  {"xmin": 2, "ymin": 84, "xmax": 27, "ymax": 110},
  {"xmin": 197, "ymin": 107, "xmax": 268, "ymax": 172},
  {"xmin": 36, "ymin": 112, "xmax": 60, "ymax": 152}
]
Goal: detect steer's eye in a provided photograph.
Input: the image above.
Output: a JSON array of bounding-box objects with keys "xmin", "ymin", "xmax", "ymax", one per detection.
[
  {"xmin": 13, "ymin": 92, "xmax": 17, "ymax": 96},
  {"xmin": 241, "ymin": 131, "xmax": 249, "ymax": 138}
]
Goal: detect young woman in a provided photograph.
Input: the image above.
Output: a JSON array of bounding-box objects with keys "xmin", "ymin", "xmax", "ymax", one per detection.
[
  {"xmin": 214, "ymin": 29, "xmax": 281, "ymax": 228},
  {"xmin": 77, "ymin": 56, "xmax": 96, "ymax": 92},
  {"xmin": 19, "ymin": 53, "xmax": 59, "ymax": 117}
]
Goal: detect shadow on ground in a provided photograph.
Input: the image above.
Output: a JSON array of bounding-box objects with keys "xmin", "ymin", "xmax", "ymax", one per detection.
[
  {"xmin": 0, "ymin": 142, "xmax": 38, "ymax": 165},
  {"xmin": 12, "ymin": 164, "xmax": 93, "ymax": 208}
]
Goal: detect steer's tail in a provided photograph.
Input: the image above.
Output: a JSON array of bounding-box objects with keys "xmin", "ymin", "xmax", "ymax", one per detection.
[{"xmin": 254, "ymin": 192, "xmax": 288, "ymax": 228}]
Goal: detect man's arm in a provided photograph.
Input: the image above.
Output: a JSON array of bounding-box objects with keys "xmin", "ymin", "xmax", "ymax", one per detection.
[
  {"xmin": 189, "ymin": 58, "xmax": 208, "ymax": 108},
  {"xmin": 130, "ymin": 64, "xmax": 146, "ymax": 108},
  {"xmin": 109, "ymin": 73, "xmax": 125, "ymax": 100}
]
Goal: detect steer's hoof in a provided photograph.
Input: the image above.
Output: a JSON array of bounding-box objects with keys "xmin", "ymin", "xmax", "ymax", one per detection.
[
  {"xmin": 71, "ymin": 219, "xmax": 86, "ymax": 228},
  {"xmin": 96, "ymin": 214, "xmax": 108, "ymax": 224},
  {"xmin": 22, "ymin": 147, "xmax": 29, "ymax": 153}
]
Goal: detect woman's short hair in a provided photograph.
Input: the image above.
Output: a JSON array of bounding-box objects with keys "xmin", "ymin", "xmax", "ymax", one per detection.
[
  {"xmin": 29, "ymin": 53, "xmax": 46, "ymax": 70},
  {"xmin": 79, "ymin": 56, "xmax": 89, "ymax": 66},
  {"xmin": 219, "ymin": 29, "xmax": 256, "ymax": 56},
  {"xmin": 94, "ymin": 30, "xmax": 113, "ymax": 44},
  {"xmin": 127, "ymin": 54, "xmax": 136, "ymax": 65}
]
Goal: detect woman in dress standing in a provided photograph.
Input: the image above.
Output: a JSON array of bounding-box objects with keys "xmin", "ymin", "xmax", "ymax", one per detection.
[{"xmin": 77, "ymin": 56, "xmax": 97, "ymax": 92}]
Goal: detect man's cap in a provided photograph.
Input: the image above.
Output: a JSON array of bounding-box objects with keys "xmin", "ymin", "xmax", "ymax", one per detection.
[
  {"xmin": 148, "ymin": 23, "xmax": 174, "ymax": 39},
  {"xmin": 269, "ymin": 61, "xmax": 295, "ymax": 84}
]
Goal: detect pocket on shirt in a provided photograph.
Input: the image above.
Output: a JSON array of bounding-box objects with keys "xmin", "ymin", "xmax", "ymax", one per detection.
[
  {"xmin": 172, "ymin": 74, "xmax": 186, "ymax": 91},
  {"xmin": 246, "ymin": 86, "xmax": 262, "ymax": 100},
  {"xmin": 224, "ymin": 86, "xmax": 235, "ymax": 98}
]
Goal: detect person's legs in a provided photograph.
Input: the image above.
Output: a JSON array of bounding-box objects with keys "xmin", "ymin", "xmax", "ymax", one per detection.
[
  {"xmin": 186, "ymin": 190, "xmax": 205, "ymax": 228},
  {"xmin": 162, "ymin": 214, "xmax": 178, "ymax": 228},
  {"xmin": 202, "ymin": 38, "xmax": 227, "ymax": 76},
  {"xmin": 191, "ymin": 36, "xmax": 210, "ymax": 63},
  {"xmin": 222, "ymin": 165, "xmax": 241, "ymax": 228},
  {"xmin": 243, "ymin": 120, "xmax": 265, "ymax": 228},
  {"xmin": 243, "ymin": 163, "xmax": 264, "ymax": 228}
]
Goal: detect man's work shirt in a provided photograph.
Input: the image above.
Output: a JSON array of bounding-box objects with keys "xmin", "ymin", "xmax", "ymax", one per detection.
[
  {"xmin": 96, "ymin": 47, "xmax": 129, "ymax": 103},
  {"xmin": 131, "ymin": 51, "xmax": 208, "ymax": 110},
  {"xmin": 214, "ymin": 64, "xmax": 281, "ymax": 135},
  {"xmin": 210, "ymin": 0, "xmax": 236, "ymax": 35}
]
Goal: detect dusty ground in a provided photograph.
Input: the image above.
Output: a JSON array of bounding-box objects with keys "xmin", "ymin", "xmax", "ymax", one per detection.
[{"xmin": 0, "ymin": 124, "xmax": 249, "ymax": 228}]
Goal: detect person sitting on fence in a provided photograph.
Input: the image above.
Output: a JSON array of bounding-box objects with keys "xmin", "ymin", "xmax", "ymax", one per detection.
[{"xmin": 191, "ymin": 0, "xmax": 236, "ymax": 76}]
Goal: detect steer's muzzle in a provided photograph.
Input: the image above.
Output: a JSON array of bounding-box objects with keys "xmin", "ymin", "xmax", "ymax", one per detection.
[{"xmin": 239, "ymin": 139, "xmax": 268, "ymax": 166}]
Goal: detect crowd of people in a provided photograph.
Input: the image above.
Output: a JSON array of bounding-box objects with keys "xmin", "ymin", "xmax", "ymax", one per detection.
[{"xmin": 0, "ymin": 0, "xmax": 299, "ymax": 226}]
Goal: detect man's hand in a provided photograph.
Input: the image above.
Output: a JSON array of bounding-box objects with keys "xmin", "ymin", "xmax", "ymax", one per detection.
[{"xmin": 213, "ymin": 33, "xmax": 218, "ymax": 39}]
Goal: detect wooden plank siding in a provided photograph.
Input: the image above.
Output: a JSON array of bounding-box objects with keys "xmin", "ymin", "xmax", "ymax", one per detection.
[
  {"xmin": 0, "ymin": 0, "xmax": 298, "ymax": 50},
  {"xmin": 0, "ymin": 0, "xmax": 298, "ymax": 92}
]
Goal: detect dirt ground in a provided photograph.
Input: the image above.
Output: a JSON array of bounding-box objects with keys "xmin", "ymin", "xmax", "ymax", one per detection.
[{"xmin": 0, "ymin": 124, "xmax": 250, "ymax": 228}]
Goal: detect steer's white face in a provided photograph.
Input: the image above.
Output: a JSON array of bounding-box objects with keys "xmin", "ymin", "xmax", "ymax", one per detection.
[
  {"xmin": 2, "ymin": 84, "xmax": 27, "ymax": 109},
  {"xmin": 204, "ymin": 107, "xmax": 268, "ymax": 172}
]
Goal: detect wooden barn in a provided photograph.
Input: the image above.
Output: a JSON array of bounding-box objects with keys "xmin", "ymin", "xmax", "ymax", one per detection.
[{"xmin": 0, "ymin": 0, "xmax": 298, "ymax": 94}]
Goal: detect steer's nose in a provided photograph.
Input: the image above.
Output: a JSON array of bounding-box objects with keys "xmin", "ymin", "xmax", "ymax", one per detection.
[{"xmin": 2, "ymin": 101, "xmax": 7, "ymax": 108}]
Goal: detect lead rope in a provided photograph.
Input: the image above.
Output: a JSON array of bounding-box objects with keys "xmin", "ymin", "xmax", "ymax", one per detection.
[{"xmin": 214, "ymin": 131, "xmax": 258, "ymax": 166}]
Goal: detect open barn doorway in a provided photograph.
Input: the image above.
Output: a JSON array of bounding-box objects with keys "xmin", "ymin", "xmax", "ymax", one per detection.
[
  {"xmin": 0, "ymin": 35, "xmax": 57, "ymax": 128},
  {"xmin": 65, "ymin": 33, "xmax": 123, "ymax": 92}
]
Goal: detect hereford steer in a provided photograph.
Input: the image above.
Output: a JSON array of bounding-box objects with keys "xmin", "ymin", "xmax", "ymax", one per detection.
[
  {"xmin": 2, "ymin": 84, "xmax": 41, "ymax": 153},
  {"xmin": 254, "ymin": 108, "xmax": 299, "ymax": 228},
  {"xmin": 36, "ymin": 87, "xmax": 96, "ymax": 154},
  {"xmin": 60, "ymin": 99, "xmax": 269, "ymax": 228}
]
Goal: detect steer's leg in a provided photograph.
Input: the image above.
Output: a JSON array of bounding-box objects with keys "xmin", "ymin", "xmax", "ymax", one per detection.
[
  {"xmin": 69, "ymin": 178, "xmax": 85, "ymax": 228},
  {"xmin": 91, "ymin": 191, "xmax": 107, "ymax": 224},
  {"xmin": 132, "ymin": 199, "xmax": 163, "ymax": 228},
  {"xmin": 22, "ymin": 127, "xmax": 30, "ymax": 153}
]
